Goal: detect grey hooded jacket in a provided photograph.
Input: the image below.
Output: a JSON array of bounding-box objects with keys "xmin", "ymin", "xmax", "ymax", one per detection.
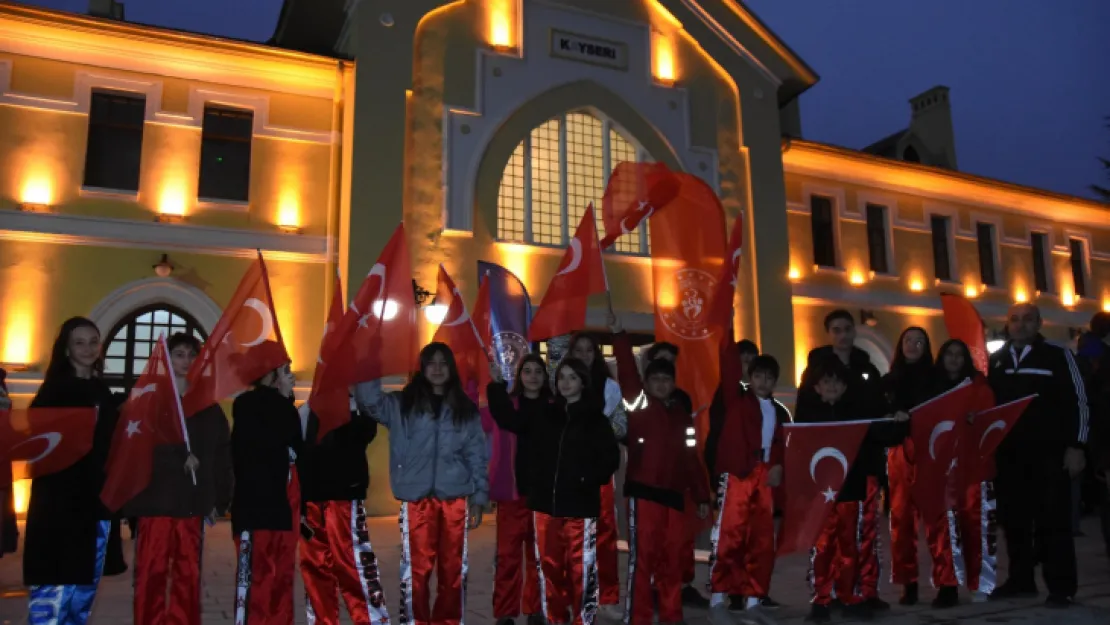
[{"xmin": 355, "ymin": 380, "xmax": 490, "ymax": 506}]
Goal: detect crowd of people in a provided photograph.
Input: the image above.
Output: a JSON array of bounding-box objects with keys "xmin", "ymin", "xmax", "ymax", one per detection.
[{"xmin": 0, "ymin": 299, "xmax": 1106, "ymax": 625}]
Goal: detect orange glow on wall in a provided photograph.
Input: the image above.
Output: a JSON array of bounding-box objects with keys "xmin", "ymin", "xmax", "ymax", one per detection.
[
  {"xmin": 158, "ymin": 182, "xmax": 188, "ymax": 217},
  {"xmin": 488, "ymin": 0, "xmax": 514, "ymax": 49},
  {"xmin": 1103, "ymin": 298, "xmax": 1110, "ymax": 313},
  {"xmin": 653, "ymin": 31, "xmax": 676, "ymax": 83},
  {"xmin": 909, "ymin": 278, "xmax": 925, "ymax": 292},
  {"xmin": 278, "ymin": 190, "xmax": 301, "ymax": 230},
  {"xmin": 788, "ymin": 267, "xmax": 801, "ymax": 281},
  {"xmin": 1014, "ymin": 287, "xmax": 1028, "ymax": 303},
  {"xmin": 20, "ymin": 173, "xmax": 54, "ymax": 205},
  {"xmin": 2, "ymin": 303, "xmax": 34, "ymax": 366},
  {"xmin": 964, "ymin": 284, "xmax": 979, "ymax": 298},
  {"xmin": 848, "ymin": 271, "xmax": 866, "ymax": 286},
  {"xmin": 1061, "ymin": 290, "xmax": 1076, "ymax": 307},
  {"xmin": 494, "ymin": 242, "xmax": 535, "ymax": 293},
  {"xmin": 12, "ymin": 479, "xmax": 30, "ymax": 515}
]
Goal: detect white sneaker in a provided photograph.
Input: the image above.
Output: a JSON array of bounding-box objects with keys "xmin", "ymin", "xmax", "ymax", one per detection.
[
  {"xmin": 597, "ymin": 604, "xmax": 624, "ymax": 622},
  {"xmin": 708, "ymin": 604, "xmax": 736, "ymax": 625},
  {"xmin": 741, "ymin": 606, "xmax": 778, "ymax": 625},
  {"xmin": 972, "ymin": 591, "xmax": 990, "ymax": 603}
]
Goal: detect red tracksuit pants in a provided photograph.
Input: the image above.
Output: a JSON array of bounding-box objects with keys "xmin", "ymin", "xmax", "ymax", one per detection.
[
  {"xmin": 809, "ymin": 477, "xmax": 882, "ymax": 606},
  {"xmin": 597, "ymin": 480, "xmax": 620, "ymax": 606},
  {"xmin": 134, "ymin": 517, "xmax": 204, "ymax": 625},
  {"xmin": 889, "ymin": 448, "xmax": 965, "ymax": 588},
  {"xmin": 625, "ymin": 499, "xmax": 687, "ymax": 625},
  {"xmin": 680, "ymin": 493, "xmax": 697, "ymax": 586},
  {"xmin": 493, "ymin": 499, "xmax": 541, "ymax": 619},
  {"xmin": 301, "ymin": 500, "xmax": 390, "ymax": 625},
  {"xmin": 534, "ymin": 512, "xmax": 598, "ymax": 625},
  {"xmin": 234, "ymin": 464, "xmax": 300, "ymax": 625},
  {"xmin": 960, "ymin": 481, "xmax": 998, "ymax": 594},
  {"xmin": 707, "ymin": 468, "xmax": 775, "ymax": 599},
  {"xmin": 398, "ymin": 498, "xmax": 470, "ymax": 625}
]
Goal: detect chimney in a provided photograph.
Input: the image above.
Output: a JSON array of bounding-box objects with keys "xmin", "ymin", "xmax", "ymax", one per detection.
[
  {"xmin": 88, "ymin": 0, "xmax": 126, "ymax": 21},
  {"xmin": 907, "ymin": 86, "xmax": 957, "ymax": 170}
]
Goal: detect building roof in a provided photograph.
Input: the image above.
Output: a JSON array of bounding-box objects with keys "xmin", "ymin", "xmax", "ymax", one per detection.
[
  {"xmin": 861, "ymin": 128, "xmax": 908, "ymax": 158},
  {"xmin": 268, "ymin": 0, "xmax": 347, "ymax": 57}
]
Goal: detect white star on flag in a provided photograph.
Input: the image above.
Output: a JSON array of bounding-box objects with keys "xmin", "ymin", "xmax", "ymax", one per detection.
[
  {"xmin": 125, "ymin": 420, "xmax": 142, "ymax": 439},
  {"xmin": 822, "ymin": 486, "xmax": 837, "ymax": 502}
]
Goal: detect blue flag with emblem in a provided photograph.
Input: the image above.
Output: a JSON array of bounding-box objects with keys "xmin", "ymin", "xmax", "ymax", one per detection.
[{"xmin": 478, "ymin": 261, "xmax": 532, "ymax": 388}]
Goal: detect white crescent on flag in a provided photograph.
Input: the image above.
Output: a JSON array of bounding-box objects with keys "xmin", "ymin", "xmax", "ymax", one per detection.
[
  {"xmin": 441, "ymin": 288, "xmax": 471, "ymax": 327},
  {"xmin": 241, "ymin": 298, "xmax": 274, "ymax": 347},
  {"xmin": 556, "ymin": 239, "xmax": 583, "ymax": 276},
  {"xmin": 10, "ymin": 432, "xmax": 62, "ymax": 464},
  {"xmin": 929, "ymin": 420, "xmax": 955, "ymax": 459},
  {"xmin": 979, "ymin": 419, "xmax": 1007, "ymax": 448},
  {"xmin": 809, "ymin": 447, "xmax": 849, "ymax": 482}
]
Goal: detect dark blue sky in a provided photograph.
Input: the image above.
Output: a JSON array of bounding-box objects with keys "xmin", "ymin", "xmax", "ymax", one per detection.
[{"xmin": 26, "ymin": 0, "xmax": 1110, "ymax": 200}]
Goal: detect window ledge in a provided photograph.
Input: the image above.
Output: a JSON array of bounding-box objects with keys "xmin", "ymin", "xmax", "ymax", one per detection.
[
  {"xmin": 933, "ymin": 279, "xmax": 963, "ymax": 288},
  {"xmin": 197, "ymin": 198, "xmax": 250, "ymax": 213},
  {"xmin": 80, "ymin": 186, "xmax": 139, "ymax": 201},
  {"xmin": 869, "ymin": 271, "xmax": 899, "ymax": 282},
  {"xmin": 812, "ymin": 265, "xmax": 845, "ymax": 275},
  {"xmin": 441, "ymin": 228, "xmax": 474, "ymax": 239}
]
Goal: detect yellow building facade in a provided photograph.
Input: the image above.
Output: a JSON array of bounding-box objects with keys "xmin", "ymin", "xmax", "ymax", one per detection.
[{"xmin": 0, "ymin": 0, "xmax": 1106, "ymax": 514}]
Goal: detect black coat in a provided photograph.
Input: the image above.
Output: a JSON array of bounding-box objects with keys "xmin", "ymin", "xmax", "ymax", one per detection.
[
  {"xmin": 23, "ymin": 376, "xmax": 121, "ymax": 586},
  {"xmin": 300, "ymin": 408, "xmax": 377, "ymax": 502},
  {"xmin": 487, "ymin": 383, "xmax": 620, "ymax": 519},
  {"xmin": 231, "ymin": 387, "xmax": 303, "ymax": 533}
]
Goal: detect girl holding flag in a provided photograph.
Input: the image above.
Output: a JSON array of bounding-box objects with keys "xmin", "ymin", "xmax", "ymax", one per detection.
[{"xmin": 24, "ymin": 317, "xmax": 121, "ymax": 625}]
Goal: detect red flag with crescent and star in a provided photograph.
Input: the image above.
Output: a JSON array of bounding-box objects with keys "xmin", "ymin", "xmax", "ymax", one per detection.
[
  {"xmin": 964, "ymin": 393, "xmax": 1033, "ymax": 487},
  {"xmin": 529, "ymin": 205, "xmax": 607, "ymax": 341},
  {"xmin": 909, "ymin": 379, "xmax": 979, "ymax": 523},
  {"xmin": 650, "ymin": 173, "xmax": 727, "ymax": 422},
  {"xmin": 182, "ymin": 252, "xmax": 288, "ymax": 417},
  {"xmin": 599, "ymin": 161, "xmax": 682, "ymax": 249},
  {"xmin": 102, "ymin": 335, "xmax": 187, "ymax": 512},
  {"xmin": 307, "ymin": 268, "xmax": 350, "ymax": 441},
  {"xmin": 778, "ymin": 420, "xmax": 871, "ymax": 555},
  {"xmin": 941, "ymin": 293, "xmax": 989, "ymax": 375},
  {"xmin": 1, "ymin": 407, "xmax": 98, "ymax": 478},
  {"xmin": 432, "ymin": 265, "xmax": 487, "ymax": 390},
  {"xmin": 316, "ymin": 224, "xmax": 418, "ymax": 392}
]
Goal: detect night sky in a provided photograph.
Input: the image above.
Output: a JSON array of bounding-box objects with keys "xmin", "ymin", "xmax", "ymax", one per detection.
[{"xmin": 22, "ymin": 0, "xmax": 1110, "ymax": 200}]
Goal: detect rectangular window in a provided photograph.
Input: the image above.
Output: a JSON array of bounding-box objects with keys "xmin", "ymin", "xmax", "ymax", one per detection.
[
  {"xmin": 1070, "ymin": 238, "xmax": 1087, "ymax": 298},
  {"xmin": 865, "ymin": 204, "xmax": 889, "ymax": 274},
  {"xmin": 810, "ymin": 195, "xmax": 836, "ymax": 268},
  {"xmin": 1031, "ymin": 232, "xmax": 1050, "ymax": 293},
  {"xmin": 83, "ymin": 91, "xmax": 145, "ymax": 191},
  {"xmin": 976, "ymin": 223, "xmax": 997, "ymax": 286},
  {"xmin": 930, "ymin": 215, "xmax": 952, "ymax": 282},
  {"xmin": 197, "ymin": 106, "xmax": 253, "ymax": 202}
]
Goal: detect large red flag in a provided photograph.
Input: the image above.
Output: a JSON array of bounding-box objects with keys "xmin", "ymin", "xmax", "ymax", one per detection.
[
  {"xmin": 307, "ymin": 268, "xmax": 350, "ymax": 441},
  {"xmin": 1, "ymin": 407, "xmax": 98, "ymax": 478},
  {"xmin": 316, "ymin": 224, "xmax": 417, "ymax": 392},
  {"xmin": 706, "ymin": 214, "xmax": 744, "ymax": 343},
  {"xmin": 909, "ymin": 380, "xmax": 978, "ymax": 523},
  {"xmin": 778, "ymin": 420, "xmax": 871, "ymax": 555},
  {"xmin": 941, "ymin": 293, "xmax": 989, "ymax": 374},
  {"xmin": 650, "ymin": 174, "xmax": 727, "ymax": 417},
  {"xmin": 182, "ymin": 252, "xmax": 288, "ymax": 417},
  {"xmin": 529, "ymin": 205, "xmax": 607, "ymax": 341},
  {"xmin": 964, "ymin": 394, "xmax": 1034, "ymax": 487},
  {"xmin": 432, "ymin": 265, "xmax": 486, "ymax": 389},
  {"xmin": 599, "ymin": 162, "xmax": 681, "ymax": 248},
  {"xmin": 101, "ymin": 336, "xmax": 187, "ymax": 512}
]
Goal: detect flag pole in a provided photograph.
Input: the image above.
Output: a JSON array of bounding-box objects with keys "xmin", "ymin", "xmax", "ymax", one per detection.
[
  {"xmin": 589, "ymin": 203, "xmax": 613, "ymax": 309},
  {"xmin": 162, "ymin": 334, "xmax": 197, "ymax": 486}
]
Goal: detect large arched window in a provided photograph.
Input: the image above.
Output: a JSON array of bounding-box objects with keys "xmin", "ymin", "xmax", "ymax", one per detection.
[
  {"xmin": 102, "ymin": 305, "xmax": 207, "ymax": 394},
  {"xmin": 497, "ymin": 111, "xmax": 651, "ymax": 255}
]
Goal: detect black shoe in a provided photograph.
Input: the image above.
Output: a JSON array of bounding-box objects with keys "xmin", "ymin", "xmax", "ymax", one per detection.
[
  {"xmin": 864, "ymin": 596, "xmax": 890, "ymax": 611},
  {"xmin": 728, "ymin": 594, "xmax": 746, "ymax": 612},
  {"xmin": 1045, "ymin": 595, "xmax": 1074, "ymax": 609},
  {"xmin": 932, "ymin": 586, "xmax": 959, "ymax": 609},
  {"xmin": 991, "ymin": 580, "xmax": 1038, "ymax": 600},
  {"xmin": 805, "ymin": 604, "xmax": 831, "ymax": 623},
  {"xmin": 898, "ymin": 582, "xmax": 918, "ymax": 606},
  {"xmin": 842, "ymin": 602, "xmax": 874, "ymax": 621},
  {"xmin": 681, "ymin": 585, "xmax": 709, "ymax": 608},
  {"xmin": 527, "ymin": 614, "xmax": 545, "ymax": 625},
  {"xmin": 496, "ymin": 619, "xmax": 515, "ymax": 625},
  {"xmin": 759, "ymin": 596, "xmax": 781, "ymax": 610}
]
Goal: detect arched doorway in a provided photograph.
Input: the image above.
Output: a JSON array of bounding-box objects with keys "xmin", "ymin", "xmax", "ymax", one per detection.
[{"xmin": 102, "ymin": 305, "xmax": 207, "ymax": 394}]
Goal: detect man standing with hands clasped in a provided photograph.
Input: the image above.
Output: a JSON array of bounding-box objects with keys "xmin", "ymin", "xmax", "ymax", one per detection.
[{"xmin": 988, "ymin": 303, "xmax": 1088, "ymax": 608}]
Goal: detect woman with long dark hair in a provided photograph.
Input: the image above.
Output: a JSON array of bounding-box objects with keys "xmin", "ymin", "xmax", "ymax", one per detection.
[
  {"xmin": 566, "ymin": 332, "xmax": 625, "ymax": 618},
  {"xmin": 355, "ymin": 342, "xmax": 489, "ymax": 625},
  {"xmin": 881, "ymin": 326, "xmax": 935, "ymax": 606},
  {"xmin": 24, "ymin": 317, "xmax": 122, "ymax": 625},
  {"xmin": 487, "ymin": 356, "xmax": 620, "ymax": 625}
]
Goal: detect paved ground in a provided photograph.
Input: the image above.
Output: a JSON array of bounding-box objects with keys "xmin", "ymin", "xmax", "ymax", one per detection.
[{"xmin": 0, "ymin": 514, "xmax": 1108, "ymax": 624}]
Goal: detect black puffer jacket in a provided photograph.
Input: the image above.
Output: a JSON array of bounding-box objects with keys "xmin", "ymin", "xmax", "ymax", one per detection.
[
  {"xmin": 300, "ymin": 406, "xmax": 378, "ymax": 502},
  {"xmin": 487, "ymin": 383, "xmax": 620, "ymax": 519}
]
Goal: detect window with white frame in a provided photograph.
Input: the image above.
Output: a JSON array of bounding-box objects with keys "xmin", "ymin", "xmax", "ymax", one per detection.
[{"xmin": 496, "ymin": 111, "xmax": 650, "ymax": 254}]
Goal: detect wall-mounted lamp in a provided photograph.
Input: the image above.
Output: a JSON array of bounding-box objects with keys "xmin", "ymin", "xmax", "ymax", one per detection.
[
  {"xmin": 859, "ymin": 309, "xmax": 878, "ymax": 328},
  {"xmin": 153, "ymin": 254, "xmax": 174, "ymax": 278},
  {"xmin": 278, "ymin": 224, "xmax": 303, "ymax": 235},
  {"xmin": 155, "ymin": 213, "xmax": 185, "ymax": 224},
  {"xmin": 909, "ymin": 278, "xmax": 925, "ymax": 293},
  {"xmin": 19, "ymin": 202, "xmax": 50, "ymax": 213},
  {"xmin": 412, "ymin": 280, "xmax": 433, "ymax": 306},
  {"xmin": 0, "ymin": 361, "xmax": 30, "ymax": 372},
  {"xmin": 424, "ymin": 303, "xmax": 449, "ymax": 324}
]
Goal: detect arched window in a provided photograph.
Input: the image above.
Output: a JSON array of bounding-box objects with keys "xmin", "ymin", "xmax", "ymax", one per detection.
[
  {"xmin": 497, "ymin": 111, "xmax": 651, "ymax": 255},
  {"xmin": 102, "ymin": 305, "xmax": 207, "ymax": 394}
]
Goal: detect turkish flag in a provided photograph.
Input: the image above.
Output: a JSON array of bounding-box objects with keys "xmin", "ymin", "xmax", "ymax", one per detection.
[
  {"xmin": 909, "ymin": 380, "xmax": 978, "ymax": 523},
  {"xmin": 964, "ymin": 394, "xmax": 1033, "ymax": 487},
  {"xmin": 316, "ymin": 224, "xmax": 418, "ymax": 392},
  {"xmin": 706, "ymin": 214, "xmax": 744, "ymax": 343},
  {"xmin": 470, "ymin": 276, "xmax": 493, "ymax": 403},
  {"xmin": 307, "ymin": 269, "xmax": 350, "ymax": 441},
  {"xmin": 102, "ymin": 336, "xmax": 186, "ymax": 512},
  {"xmin": 599, "ymin": 162, "xmax": 681, "ymax": 248},
  {"xmin": 529, "ymin": 205, "xmax": 607, "ymax": 341},
  {"xmin": 941, "ymin": 293, "xmax": 989, "ymax": 375},
  {"xmin": 182, "ymin": 252, "xmax": 288, "ymax": 417},
  {"xmin": 432, "ymin": 265, "xmax": 486, "ymax": 389},
  {"xmin": 0, "ymin": 407, "xmax": 98, "ymax": 478},
  {"xmin": 778, "ymin": 421, "xmax": 871, "ymax": 555},
  {"xmin": 650, "ymin": 174, "xmax": 727, "ymax": 419}
]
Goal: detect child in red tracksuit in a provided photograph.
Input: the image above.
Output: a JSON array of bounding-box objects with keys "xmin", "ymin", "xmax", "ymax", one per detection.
[
  {"xmin": 704, "ymin": 343, "xmax": 785, "ymax": 625},
  {"xmin": 609, "ymin": 315, "xmax": 711, "ymax": 625}
]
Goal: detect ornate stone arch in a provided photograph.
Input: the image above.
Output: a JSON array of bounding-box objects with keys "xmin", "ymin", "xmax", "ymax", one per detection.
[
  {"xmin": 854, "ymin": 326, "xmax": 894, "ymax": 376},
  {"xmin": 88, "ymin": 277, "xmax": 222, "ymax": 339}
]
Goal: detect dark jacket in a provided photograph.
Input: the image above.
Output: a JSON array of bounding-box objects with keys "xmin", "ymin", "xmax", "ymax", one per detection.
[
  {"xmin": 988, "ymin": 336, "xmax": 1089, "ymax": 463},
  {"xmin": 23, "ymin": 376, "xmax": 121, "ymax": 586},
  {"xmin": 882, "ymin": 361, "xmax": 938, "ymax": 460},
  {"xmin": 123, "ymin": 403, "xmax": 233, "ymax": 519},
  {"xmin": 231, "ymin": 386, "xmax": 303, "ymax": 533},
  {"xmin": 301, "ymin": 406, "xmax": 378, "ymax": 502},
  {"xmin": 487, "ymin": 382, "xmax": 620, "ymax": 518}
]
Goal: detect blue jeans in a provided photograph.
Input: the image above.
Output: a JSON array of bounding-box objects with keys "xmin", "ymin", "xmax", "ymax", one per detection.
[{"xmin": 28, "ymin": 520, "xmax": 110, "ymax": 625}]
